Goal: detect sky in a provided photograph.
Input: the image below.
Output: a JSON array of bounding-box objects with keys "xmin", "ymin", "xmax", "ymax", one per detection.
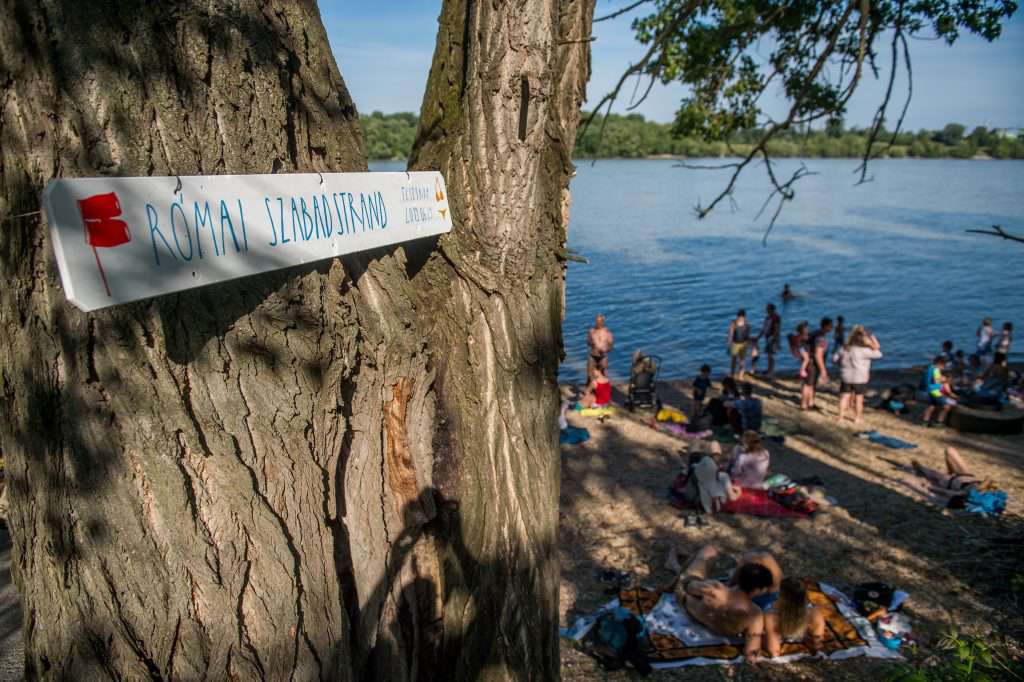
[{"xmin": 320, "ymin": 2, "xmax": 1024, "ymax": 131}]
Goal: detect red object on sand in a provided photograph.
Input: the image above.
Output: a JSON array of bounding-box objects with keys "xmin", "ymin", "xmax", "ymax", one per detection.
[{"xmin": 77, "ymin": 192, "xmax": 131, "ymax": 296}]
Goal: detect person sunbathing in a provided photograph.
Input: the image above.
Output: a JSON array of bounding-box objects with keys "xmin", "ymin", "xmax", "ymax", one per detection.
[
  {"xmin": 667, "ymin": 545, "xmax": 773, "ymax": 661},
  {"xmin": 910, "ymin": 447, "xmax": 997, "ymax": 509},
  {"xmin": 728, "ymin": 549, "xmax": 782, "ymax": 609},
  {"xmin": 764, "ymin": 578, "xmax": 826, "ymax": 657},
  {"xmin": 578, "ymin": 365, "xmax": 612, "ymax": 408}
]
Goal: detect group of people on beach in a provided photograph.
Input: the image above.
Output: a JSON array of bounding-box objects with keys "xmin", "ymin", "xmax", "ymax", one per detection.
[
  {"xmin": 919, "ymin": 317, "xmax": 1014, "ymax": 427},
  {"xmin": 576, "ymin": 285, "xmax": 1015, "ymax": 433},
  {"xmin": 567, "ymin": 299, "xmax": 1015, "ymax": 669}
]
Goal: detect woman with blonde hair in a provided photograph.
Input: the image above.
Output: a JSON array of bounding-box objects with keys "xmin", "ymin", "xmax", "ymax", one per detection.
[
  {"xmin": 764, "ymin": 577, "xmax": 826, "ymax": 657},
  {"xmin": 836, "ymin": 325, "xmax": 882, "ymax": 425}
]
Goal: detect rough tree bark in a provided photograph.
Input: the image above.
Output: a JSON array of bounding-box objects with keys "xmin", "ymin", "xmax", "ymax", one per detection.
[{"xmin": 0, "ymin": 0, "xmax": 593, "ymax": 679}]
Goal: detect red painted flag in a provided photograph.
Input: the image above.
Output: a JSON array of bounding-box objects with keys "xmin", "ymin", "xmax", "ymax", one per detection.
[
  {"xmin": 77, "ymin": 192, "xmax": 131, "ymax": 296},
  {"xmin": 78, "ymin": 192, "xmax": 131, "ymax": 248}
]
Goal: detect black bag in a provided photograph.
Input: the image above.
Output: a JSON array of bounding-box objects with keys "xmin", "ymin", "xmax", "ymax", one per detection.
[{"xmin": 853, "ymin": 582, "xmax": 896, "ymax": 617}]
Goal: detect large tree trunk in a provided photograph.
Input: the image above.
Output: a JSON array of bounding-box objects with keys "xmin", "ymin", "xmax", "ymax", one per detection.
[
  {"xmin": 0, "ymin": 0, "xmax": 593, "ymax": 679},
  {"xmin": 408, "ymin": 0, "xmax": 594, "ymax": 678}
]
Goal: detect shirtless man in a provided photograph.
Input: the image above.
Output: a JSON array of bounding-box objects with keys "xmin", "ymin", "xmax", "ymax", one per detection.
[
  {"xmin": 729, "ymin": 550, "xmax": 782, "ymax": 611},
  {"xmin": 586, "ymin": 314, "xmax": 614, "ymax": 380},
  {"xmin": 667, "ymin": 544, "xmax": 773, "ymax": 661}
]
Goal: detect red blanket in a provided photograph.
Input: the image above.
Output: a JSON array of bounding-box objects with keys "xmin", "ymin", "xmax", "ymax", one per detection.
[{"xmin": 719, "ymin": 488, "xmax": 811, "ymax": 519}]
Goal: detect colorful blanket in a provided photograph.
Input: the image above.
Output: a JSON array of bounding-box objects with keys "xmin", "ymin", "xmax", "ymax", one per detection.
[
  {"xmin": 563, "ymin": 582, "xmax": 902, "ymax": 668},
  {"xmin": 647, "ymin": 418, "xmax": 712, "ymax": 440}
]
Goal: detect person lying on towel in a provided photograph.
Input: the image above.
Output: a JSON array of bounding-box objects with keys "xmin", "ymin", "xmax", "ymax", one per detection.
[
  {"xmin": 666, "ymin": 544, "xmax": 773, "ymax": 662},
  {"xmin": 726, "ymin": 551, "xmax": 825, "ymax": 656}
]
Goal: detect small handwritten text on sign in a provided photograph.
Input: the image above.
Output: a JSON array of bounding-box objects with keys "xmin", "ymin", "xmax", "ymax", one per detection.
[{"xmin": 43, "ymin": 171, "xmax": 452, "ymax": 312}]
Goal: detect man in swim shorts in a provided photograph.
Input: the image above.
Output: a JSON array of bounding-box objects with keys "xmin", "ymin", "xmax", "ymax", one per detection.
[
  {"xmin": 729, "ymin": 550, "xmax": 783, "ymax": 612},
  {"xmin": 587, "ymin": 314, "xmax": 614, "ymax": 380},
  {"xmin": 667, "ymin": 544, "xmax": 773, "ymax": 662},
  {"xmin": 727, "ymin": 309, "xmax": 752, "ymax": 380}
]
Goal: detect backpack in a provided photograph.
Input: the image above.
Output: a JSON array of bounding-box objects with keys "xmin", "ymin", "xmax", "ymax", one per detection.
[{"xmin": 581, "ymin": 607, "xmax": 652, "ymax": 674}]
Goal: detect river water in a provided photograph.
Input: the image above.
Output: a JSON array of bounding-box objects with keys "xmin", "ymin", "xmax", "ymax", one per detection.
[{"xmin": 372, "ymin": 158, "xmax": 1024, "ymax": 384}]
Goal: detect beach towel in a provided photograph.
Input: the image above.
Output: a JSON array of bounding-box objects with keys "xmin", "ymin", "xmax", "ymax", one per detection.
[
  {"xmin": 965, "ymin": 489, "xmax": 1007, "ymax": 516},
  {"xmin": 719, "ymin": 488, "xmax": 812, "ymax": 519},
  {"xmin": 563, "ymin": 582, "xmax": 902, "ymax": 669},
  {"xmin": 576, "ymin": 405, "xmax": 615, "ymax": 418},
  {"xmin": 761, "ymin": 418, "xmax": 806, "ymax": 438},
  {"xmin": 560, "ymin": 426, "xmax": 590, "ymax": 445},
  {"xmin": 644, "ymin": 418, "xmax": 712, "ymax": 440},
  {"xmin": 657, "ymin": 407, "xmax": 688, "ymax": 424},
  {"xmin": 855, "ymin": 431, "xmax": 917, "ymax": 450}
]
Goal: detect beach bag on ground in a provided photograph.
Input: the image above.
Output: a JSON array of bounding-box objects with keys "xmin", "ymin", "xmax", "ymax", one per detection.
[
  {"xmin": 768, "ymin": 485, "xmax": 818, "ymax": 515},
  {"xmin": 580, "ymin": 607, "xmax": 652, "ymax": 674},
  {"xmin": 853, "ymin": 582, "xmax": 897, "ymax": 618}
]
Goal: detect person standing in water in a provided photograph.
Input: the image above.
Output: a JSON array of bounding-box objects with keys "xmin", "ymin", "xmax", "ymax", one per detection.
[
  {"xmin": 752, "ymin": 303, "xmax": 781, "ymax": 377},
  {"xmin": 782, "ymin": 284, "xmax": 796, "ymax": 302},
  {"xmin": 587, "ymin": 314, "xmax": 614, "ymax": 380},
  {"xmin": 727, "ymin": 309, "xmax": 752, "ymax": 380}
]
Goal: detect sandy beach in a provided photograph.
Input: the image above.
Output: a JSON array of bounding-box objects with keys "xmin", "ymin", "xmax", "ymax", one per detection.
[{"xmin": 557, "ymin": 367, "xmax": 1023, "ymax": 680}]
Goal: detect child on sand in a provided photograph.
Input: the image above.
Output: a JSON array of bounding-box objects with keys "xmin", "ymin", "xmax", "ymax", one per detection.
[
  {"xmin": 693, "ymin": 364, "xmax": 712, "ymax": 415},
  {"xmin": 922, "ymin": 356, "xmax": 954, "ymax": 427}
]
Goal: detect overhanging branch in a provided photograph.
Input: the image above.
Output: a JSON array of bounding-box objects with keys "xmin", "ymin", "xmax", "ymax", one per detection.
[{"xmin": 966, "ymin": 225, "xmax": 1024, "ymax": 245}]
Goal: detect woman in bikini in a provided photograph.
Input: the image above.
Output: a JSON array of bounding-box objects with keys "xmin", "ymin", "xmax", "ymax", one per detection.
[
  {"xmin": 910, "ymin": 447, "xmax": 996, "ymax": 509},
  {"xmin": 764, "ymin": 577, "xmax": 826, "ymax": 657}
]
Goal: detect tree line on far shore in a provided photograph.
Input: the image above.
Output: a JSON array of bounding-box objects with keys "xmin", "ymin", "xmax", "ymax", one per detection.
[{"xmin": 362, "ymin": 110, "xmax": 1024, "ymax": 161}]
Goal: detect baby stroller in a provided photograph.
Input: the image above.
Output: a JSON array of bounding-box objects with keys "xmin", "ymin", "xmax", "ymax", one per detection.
[{"xmin": 626, "ymin": 354, "xmax": 661, "ymax": 410}]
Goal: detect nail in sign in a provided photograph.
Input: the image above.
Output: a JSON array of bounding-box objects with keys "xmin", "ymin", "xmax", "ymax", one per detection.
[{"xmin": 43, "ymin": 171, "xmax": 452, "ymax": 312}]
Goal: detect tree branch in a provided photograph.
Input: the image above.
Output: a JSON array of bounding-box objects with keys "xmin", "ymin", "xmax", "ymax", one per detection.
[
  {"xmin": 856, "ymin": 0, "xmax": 908, "ymax": 184},
  {"xmin": 594, "ymin": 0, "xmax": 654, "ymax": 23},
  {"xmin": 688, "ymin": 0, "xmax": 862, "ymax": 221},
  {"xmin": 966, "ymin": 225, "xmax": 1024, "ymax": 245},
  {"xmin": 579, "ymin": 0, "xmax": 700, "ymax": 149}
]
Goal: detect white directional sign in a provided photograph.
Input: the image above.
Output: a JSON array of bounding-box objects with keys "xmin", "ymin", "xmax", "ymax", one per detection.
[{"xmin": 43, "ymin": 171, "xmax": 452, "ymax": 311}]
